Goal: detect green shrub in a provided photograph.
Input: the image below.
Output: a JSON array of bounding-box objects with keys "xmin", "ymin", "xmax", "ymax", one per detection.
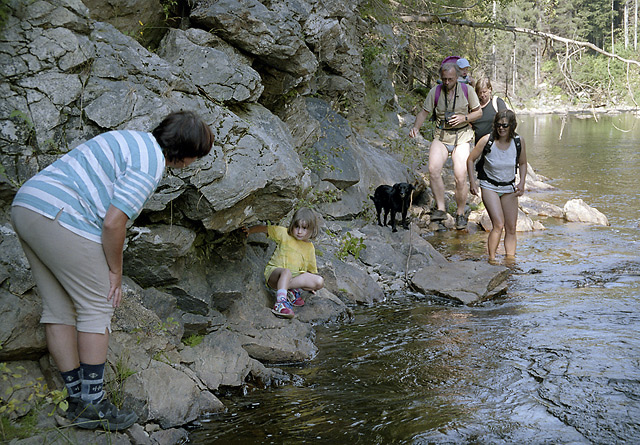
[
  {"xmin": 336, "ymin": 232, "xmax": 366, "ymax": 261},
  {"xmin": 182, "ymin": 334, "xmax": 205, "ymax": 348}
]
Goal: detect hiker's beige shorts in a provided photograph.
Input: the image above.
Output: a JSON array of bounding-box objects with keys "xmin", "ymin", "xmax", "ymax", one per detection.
[{"xmin": 11, "ymin": 206, "xmax": 113, "ymax": 334}]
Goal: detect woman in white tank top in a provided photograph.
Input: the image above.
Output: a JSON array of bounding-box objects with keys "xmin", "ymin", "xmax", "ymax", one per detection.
[{"xmin": 466, "ymin": 110, "xmax": 528, "ymax": 263}]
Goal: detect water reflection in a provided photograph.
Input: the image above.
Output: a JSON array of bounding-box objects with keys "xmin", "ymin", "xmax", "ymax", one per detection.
[{"xmin": 519, "ymin": 112, "xmax": 640, "ymax": 228}]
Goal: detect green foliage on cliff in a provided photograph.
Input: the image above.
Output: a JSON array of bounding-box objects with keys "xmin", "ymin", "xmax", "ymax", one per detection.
[
  {"xmin": 336, "ymin": 232, "xmax": 366, "ymax": 261},
  {"xmin": 0, "ymin": 347, "xmax": 68, "ymax": 441},
  {"xmin": 0, "ymin": 0, "xmax": 10, "ymax": 32}
]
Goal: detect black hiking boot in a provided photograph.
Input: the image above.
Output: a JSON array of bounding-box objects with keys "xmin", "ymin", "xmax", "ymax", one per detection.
[{"xmin": 72, "ymin": 398, "xmax": 137, "ymax": 431}]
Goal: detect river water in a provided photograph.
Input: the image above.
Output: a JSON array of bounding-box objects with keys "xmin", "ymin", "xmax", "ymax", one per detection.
[{"xmin": 191, "ymin": 113, "xmax": 640, "ymax": 444}]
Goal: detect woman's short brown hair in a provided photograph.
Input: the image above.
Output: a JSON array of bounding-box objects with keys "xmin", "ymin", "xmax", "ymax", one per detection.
[
  {"xmin": 152, "ymin": 111, "xmax": 214, "ymax": 163},
  {"xmin": 288, "ymin": 207, "xmax": 319, "ymax": 239}
]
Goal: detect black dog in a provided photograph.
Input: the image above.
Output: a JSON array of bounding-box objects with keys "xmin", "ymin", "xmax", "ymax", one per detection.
[{"xmin": 371, "ymin": 182, "xmax": 415, "ymax": 232}]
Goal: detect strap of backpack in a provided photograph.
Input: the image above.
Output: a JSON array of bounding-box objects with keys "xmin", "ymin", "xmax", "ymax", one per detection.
[
  {"xmin": 435, "ymin": 82, "xmax": 467, "ymax": 106},
  {"xmin": 430, "ymin": 84, "xmax": 442, "ymax": 123},
  {"xmin": 485, "ymin": 134, "xmax": 494, "ymax": 153},
  {"xmin": 475, "ymin": 134, "xmax": 493, "ymax": 180},
  {"xmin": 514, "ymin": 134, "xmax": 521, "ymax": 172}
]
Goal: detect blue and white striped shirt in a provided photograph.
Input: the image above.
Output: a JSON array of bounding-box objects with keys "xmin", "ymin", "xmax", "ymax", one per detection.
[{"xmin": 13, "ymin": 130, "xmax": 165, "ymax": 243}]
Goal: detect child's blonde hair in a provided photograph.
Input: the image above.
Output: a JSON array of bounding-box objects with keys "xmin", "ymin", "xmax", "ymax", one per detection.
[{"xmin": 288, "ymin": 207, "xmax": 319, "ymax": 239}]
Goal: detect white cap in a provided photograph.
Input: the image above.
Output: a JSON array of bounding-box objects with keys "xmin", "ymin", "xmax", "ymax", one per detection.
[{"xmin": 456, "ymin": 58, "xmax": 470, "ymax": 69}]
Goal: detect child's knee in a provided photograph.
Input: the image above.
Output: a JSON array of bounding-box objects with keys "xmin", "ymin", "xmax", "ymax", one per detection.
[{"xmin": 314, "ymin": 275, "xmax": 324, "ymax": 290}]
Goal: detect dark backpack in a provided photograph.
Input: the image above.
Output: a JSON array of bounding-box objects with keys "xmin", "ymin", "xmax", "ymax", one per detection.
[
  {"xmin": 429, "ymin": 82, "xmax": 469, "ymax": 122},
  {"xmin": 476, "ymin": 134, "xmax": 522, "ymax": 187}
]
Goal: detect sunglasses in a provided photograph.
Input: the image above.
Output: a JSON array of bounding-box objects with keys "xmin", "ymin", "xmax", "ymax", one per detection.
[{"xmin": 496, "ymin": 123, "xmax": 510, "ymax": 129}]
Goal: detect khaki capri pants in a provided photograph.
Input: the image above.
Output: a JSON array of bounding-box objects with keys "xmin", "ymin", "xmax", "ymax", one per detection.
[{"xmin": 11, "ymin": 206, "xmax": 114, "ymax": 334}]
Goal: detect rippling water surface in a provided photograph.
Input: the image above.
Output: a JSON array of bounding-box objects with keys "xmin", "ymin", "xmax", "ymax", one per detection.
[{"xmin": 191, "ymin": 113, "xmax": 640, "ymax": 444}]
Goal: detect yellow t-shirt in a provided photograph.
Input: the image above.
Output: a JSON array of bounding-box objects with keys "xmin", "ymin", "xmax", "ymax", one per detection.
[
  {"xmin": 422, "ymin": 82, "xmax": 480, "ymax": 145},
  {"xmin": 264, "ymin": 226, "xmax": 318, "ymax": 285}
]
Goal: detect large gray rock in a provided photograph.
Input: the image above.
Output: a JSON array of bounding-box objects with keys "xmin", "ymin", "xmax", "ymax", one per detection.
[
  {"xmin": 320, "ymin": 258, "xmax": 385, "ymax": 305},
  {"xmin": 108, "ymin": 313, "xmax": 225, "ymax": 428},
  {"xmin": 157, "ymin": 28, "xmax": 264, "ymax": 103},
  {"xmin": 181, "ymin": 330, "xmax": 255, "ymax": 390},
  {"xmin": 126, "ymin": 357, "xmax": 224, "ymax": 428},
  {"xmin": 358, "ymin": 224, "xmax": 448, "ymax": 275},
  {"xmin": 519, "ymin": 196, "xmax": 564, "ymax": 218},
  {"xmin": 301, "ymin": 98, "xmax": 412, "ymax": 219},
  {"xmin": 0, "ymin": 225, "xmax": 45, "ymax": 360},
  {"xmin": 525, "ymin": 165, "xmax": 556, "ymax": 192},
  {"xmin": 190, "ymin": 0, "xmax": 318, "ymax": 78},
  {"xmin": 411, "ymin": 261, "xmax": 511, "ymax": 305},
  {"xmin": 81, "ymin": 0, "xmax": 167, "ymax": 48},
  {"xmin": 564, "ymin": 198, "xmax": 609, "ymax": 226},
  {"xmin": 232, "ymin": 316, "xmax": 319, "ymax": 363},
  {"xmin": 304, "ymin": 0, "xmax": 365, "ymax": 117},
  {"xmin": 293, "ymin": 289, "xmax": 353, "ymax": 323},
  {"xmin": 124, "ymin": 224, "xmax": 197, "ymax": 287},
  {"xmin": 1, "ymin": 1, "xmax": 308, "ymax": 236},
  {"xmin": 0, "ymin": 289, "xmax": 44, "ymax": 361},
  {"xmin": 361, "ymin": 23, "xmax": 407, "ymax": 123},
  {"xmin": 0, "ymin": 360, "xmax": 45, "ymax": 419},
  {"xmin": 183, "ymin": 103, "xmax": 309, "ymax": 232}
]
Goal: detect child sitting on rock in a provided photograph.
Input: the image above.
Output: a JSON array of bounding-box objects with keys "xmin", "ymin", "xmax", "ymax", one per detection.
[{"xmin": 244, "ymin": 207, "xmax": 324, "ymax": 319}]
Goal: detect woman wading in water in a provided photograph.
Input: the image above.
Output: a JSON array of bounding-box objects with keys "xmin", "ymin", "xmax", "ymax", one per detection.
[{"xmin": 467, "ymin": 110, "xmax": 527, "ymax": 262}]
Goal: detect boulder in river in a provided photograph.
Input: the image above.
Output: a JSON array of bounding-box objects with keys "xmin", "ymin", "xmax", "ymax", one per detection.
[
  {"xmin": 411, "ymin": 261, "xmax": 510, "ymax": 305},
  {"xmin": 563, "ymin": 198, "xmax": 609, "ymax": 226}
]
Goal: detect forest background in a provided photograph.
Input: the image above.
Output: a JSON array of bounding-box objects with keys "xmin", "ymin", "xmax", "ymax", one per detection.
[{"xmin": 362, "ymin": 0, "xmax": 640, "ymax": 116}]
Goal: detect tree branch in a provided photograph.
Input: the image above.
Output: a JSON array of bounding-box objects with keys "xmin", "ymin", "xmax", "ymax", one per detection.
[{"xmin": 399, "ymin": 15, "xmax": 640, "ymax": 68}]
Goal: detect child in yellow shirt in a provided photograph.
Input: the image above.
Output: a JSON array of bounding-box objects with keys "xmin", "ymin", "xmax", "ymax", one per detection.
[{"xmin": 244, "ymin": 207, "xmax": 324, "ymax": 318}]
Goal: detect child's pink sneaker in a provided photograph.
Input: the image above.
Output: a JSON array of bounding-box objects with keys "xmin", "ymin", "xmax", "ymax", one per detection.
[
  {"xmin": 288, "ymin": 289, "xmax": 305, "ymax": 307},
  {"xmin": 272, "ymin": 301, "xmax": 294, "ymax": 319}
]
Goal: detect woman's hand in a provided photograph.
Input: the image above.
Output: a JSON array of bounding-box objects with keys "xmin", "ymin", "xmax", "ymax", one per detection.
[
  {"xmin": 469, "ymin": 180, "xmax": 480, "ymax": 196},
  {"xmin": 107, "ymin": 269, "xmax": 123, "ymax": 308},
  {"xmin": 102, "ymin": 205, "xmax": 128, "ymax": 308},
  {"xmin": 514, "ymin": 183, "xmax": 525, "ymax": 197}
]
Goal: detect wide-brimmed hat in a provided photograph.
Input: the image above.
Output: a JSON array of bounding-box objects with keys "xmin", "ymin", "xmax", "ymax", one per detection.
[{"xmin": 456, "ymin": 58, "xmax": 470, "ymax": 69}]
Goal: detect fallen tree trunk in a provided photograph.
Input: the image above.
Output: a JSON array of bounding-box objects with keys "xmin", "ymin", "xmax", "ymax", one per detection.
[{"xmin": 398, "ymin": 15, "xmax": 640, "ymax": 68}]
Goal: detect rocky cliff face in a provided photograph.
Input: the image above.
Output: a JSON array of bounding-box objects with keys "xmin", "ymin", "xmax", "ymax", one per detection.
[
  {"xmin": 0, "ymin": 0, "xmax": 517, "ymax": 440},
  {"xmin": 0, "ymin": 0, "xmax": 403, "ymax": 433}
]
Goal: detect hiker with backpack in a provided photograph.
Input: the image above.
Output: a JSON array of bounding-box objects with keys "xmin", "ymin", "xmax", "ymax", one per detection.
[
  {"xmin": 467, "ymin": 109, "xmax": 528, "ymax": 262},
  {"xmin": 409, "ymin": 62, "xmax": 482, "ymax": 230},
  {"xmin": 472, "ymin": 77, "xmax": 508, "ymax": 143}
]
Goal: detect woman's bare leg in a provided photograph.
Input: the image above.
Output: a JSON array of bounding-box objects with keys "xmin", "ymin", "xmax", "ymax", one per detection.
[
  {"xmin": 482, "ymin": 189, "xmax": 505, "ymax": 261},
  {"xmin": 501, "ymin": 193, "xmax": 520, "ymax": 257}
]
